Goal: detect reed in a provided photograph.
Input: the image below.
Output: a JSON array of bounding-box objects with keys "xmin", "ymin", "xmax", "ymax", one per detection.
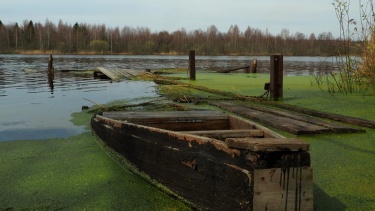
[
  {"xmin": 314, "ymin": 0, "xmax": 375, "ymax": 94},
  {"xmin": 360, "ymin": 37, "xmax": 375, "ymax": 88}
]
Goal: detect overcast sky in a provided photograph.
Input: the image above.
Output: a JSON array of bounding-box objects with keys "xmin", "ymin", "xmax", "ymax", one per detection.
[{"xmin": 1, "ymin": 0, "xmax": 362, "ymax": 37}]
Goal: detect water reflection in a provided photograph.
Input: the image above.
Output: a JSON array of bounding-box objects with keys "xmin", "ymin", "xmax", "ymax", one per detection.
[
  {"xmin": 48, "ymin": 71, "xmax": 54, "ymax": 94},
  {"xmin": 0, "ymin": 55, "xmax": 163, "ymax": 141}
]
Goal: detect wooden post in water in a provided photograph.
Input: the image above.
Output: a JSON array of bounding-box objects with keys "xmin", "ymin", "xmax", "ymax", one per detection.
[
  {"xmin": 252, "ymin": 59, "xmax": 257, "ymax": 73},
  {"xmin": 189, "ymin": 50, "xmax": 196, "ymax": 80},
  {"xmin": 270, "ymin": 55, "xmax": 283, "ymax": 101},
  {"xmin": 47, "ymin": 55, "xmax": 54, "ymax": 93},
  {"xmin": 48, "ymin": 55, "xmax": 54, "ymax": 74}
]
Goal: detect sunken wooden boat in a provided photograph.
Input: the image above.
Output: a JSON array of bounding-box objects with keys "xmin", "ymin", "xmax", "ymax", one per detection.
[{"xmin": 91, "ymin": 110, "xmax": 313, "ymax": 211}]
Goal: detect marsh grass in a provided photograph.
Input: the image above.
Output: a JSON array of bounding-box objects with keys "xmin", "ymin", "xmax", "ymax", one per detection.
[
  {"xmin": 359, "ymin": 31, "xmax": 375, "ymax": 89},
  {"xmin": 314, "ymin": 0, "xmax": 375, "ymax": 94}
]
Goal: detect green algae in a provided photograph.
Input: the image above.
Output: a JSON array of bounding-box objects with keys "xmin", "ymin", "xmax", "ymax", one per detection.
[
  {"xmin": 172, "ymin": 72, "xmax": 375, "ymax": 120},
  {"xmin": 0, "ymin": 109, "xmax": 191, "ymax": 210},
  {"xmin": 304, "ymin": 131, "xmax": 375, "ymax": 210}
]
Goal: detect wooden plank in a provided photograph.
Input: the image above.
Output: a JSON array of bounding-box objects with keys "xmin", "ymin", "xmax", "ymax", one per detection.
[
  {"xmin": 211, "ymin": 101, "xmax": 329, "ymax": 135},
  {"xmin": 139, "ymin": 120, "xmax": 229, "ymax": 131},
  {"xmin": 217, "ymin": 65, "xmax": 251, "ymax": 73},
  {"xmin": 103, "ymin": 111, "xmax": 230, "ymax": 131},
  {"xmin": 102, "ymin": 111, "xmax": 228, "ymax": 121},
  {"xmin": 112, "ymin": 68, "xmax": 126, "ymax": 78},
  {"xmin": 228, "ymin": 115, "xmax": 284, "ymax": 138},
  {"xmin": 225, "ymin": 138, "xmax": 309, "ymax": 152},
  {"xmin": 211, "ymin": 101, "xmax": 365, "ymax": 135},
  {"xmin": 95, "ymin": 67, "xmax": 139, "ymax": 81},
  {"xmin": 244, "ymin": 103, "xmax": 365, "ymax": 133},
  {"xmin": 181, "ymin": 129, "xmax": 264, "ymax": 139},
  {"xmin": 253, "ymin": 168, "xmax": 313, "ymax": 211},
  {"xmin": 269, "ymin": 102, "xmax": 375, "ymax": 129},
  {"xmin": 114, "ymin": 68, "xmax": 137, "ymax": 78},
  {"xmin": 96, "ymin": 67, "xmax": 121, "ymax": 81}
]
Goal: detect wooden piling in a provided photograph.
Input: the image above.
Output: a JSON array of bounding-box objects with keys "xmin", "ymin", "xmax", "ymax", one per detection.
[
  {"xmin": 48, "ymin": 55, "xmax": 54, "ymax": 74},
  {"xmin": 270, "ymin": 55, "xmax": 283, "ymax": 101},
  {"xmin": 48, "ymin": 73, "xmax": 54, "ymax": 93},
  {"xmin": 189, "ymin": 50, "xmax": 196, "ymax": 80},
  {"xmin": 47, "ymin": 55, "xmax": 54, "ymax": 93},
  {"xmin": 252, "ymin": 59, "xmax": 257, "ymax": 73}
]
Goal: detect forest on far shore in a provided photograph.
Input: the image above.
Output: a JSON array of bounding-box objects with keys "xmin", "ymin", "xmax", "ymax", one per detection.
[{"xmin": 0, "ymin": 19, "xmax": 361, "ymax": 56}]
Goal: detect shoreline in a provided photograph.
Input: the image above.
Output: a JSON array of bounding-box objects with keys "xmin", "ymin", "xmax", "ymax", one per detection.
[{"xmin": 1, "ymin": 50, "xmax": 321, "ymax": 57}]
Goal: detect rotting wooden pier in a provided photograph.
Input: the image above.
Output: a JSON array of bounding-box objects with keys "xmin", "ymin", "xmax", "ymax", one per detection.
[{"xmin": 94, "ymin": 67, "xmax": 140, "ymax": 81}]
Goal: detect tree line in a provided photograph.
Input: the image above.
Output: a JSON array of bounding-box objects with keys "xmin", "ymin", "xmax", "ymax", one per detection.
[{"xmin": 0, "ymin": 19, "xmax": 359, "ymax": 56}]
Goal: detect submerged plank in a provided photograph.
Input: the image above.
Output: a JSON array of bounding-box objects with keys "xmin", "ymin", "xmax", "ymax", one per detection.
[{"xmin": 94, "ymin": 67, "xmax": 139, "ymax": 81}]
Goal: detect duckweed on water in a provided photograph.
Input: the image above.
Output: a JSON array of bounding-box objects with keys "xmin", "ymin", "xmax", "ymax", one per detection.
[{"xmin": 0, "ymin": 106, "xmax": 191, "ymax": 210}]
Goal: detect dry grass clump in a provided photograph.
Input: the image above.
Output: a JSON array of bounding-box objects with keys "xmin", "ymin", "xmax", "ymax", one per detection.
[{"xmin": 358, "ymin": 31, "xmax": 375, "ymax": 89}]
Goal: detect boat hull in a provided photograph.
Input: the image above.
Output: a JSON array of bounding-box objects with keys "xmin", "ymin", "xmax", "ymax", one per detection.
[{"xmin": 91, "ymin": 111, "xmax": 313, "ymax": 210}]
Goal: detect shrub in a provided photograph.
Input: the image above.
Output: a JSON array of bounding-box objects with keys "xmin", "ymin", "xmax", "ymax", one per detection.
[
  {"xmin": 314, "ymin": 0, "xmax": 375, "ymax": 93},
  {"xmin": 89, "ymin": 40, "xmax": 109, "ymax": 54}
]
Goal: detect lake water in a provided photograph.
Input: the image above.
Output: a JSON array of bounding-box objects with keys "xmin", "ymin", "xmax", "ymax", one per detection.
[{"xmin": 0, "ymin": 54, "xmax": 337, "ymax": 141}]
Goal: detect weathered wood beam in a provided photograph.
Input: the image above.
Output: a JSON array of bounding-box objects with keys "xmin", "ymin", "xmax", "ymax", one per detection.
[
  {"xmin": 225, "ymin": 138, "xmax": 310, "ymax": 152},
  {"xmin": 218, "ymin": 65, "xmax": 251, "ymax": 73},
  {"xmin": 181, "ymin": 129, "xmax": 264, "ymax": 139}
]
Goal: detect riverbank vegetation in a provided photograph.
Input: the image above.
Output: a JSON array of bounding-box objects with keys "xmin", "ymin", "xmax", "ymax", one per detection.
[
  {"xmin": 312, "ymin": 0, "xmax": 375, "ymax": 93},
  {"xmin": 0, "ymin": 19, "xmax": 357, "ymax": 56}
]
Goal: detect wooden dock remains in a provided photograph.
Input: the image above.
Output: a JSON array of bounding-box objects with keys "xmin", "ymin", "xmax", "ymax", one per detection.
[
  {"xmin": 210, "ymin": 101, "xmax": 366, "ymax": 135},
  {"xmin": 94, "ymin": 67, "xmax": 140, "ymax": 81},
  {"xmin": 218, "ymin": 65, "xmax": 251, "ymax": 73}
]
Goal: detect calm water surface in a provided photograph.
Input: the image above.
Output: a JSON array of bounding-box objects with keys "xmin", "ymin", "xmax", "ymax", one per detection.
[{"xmin": 0, "ymin": 54, "xmax": 336, "ymax": 141}]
